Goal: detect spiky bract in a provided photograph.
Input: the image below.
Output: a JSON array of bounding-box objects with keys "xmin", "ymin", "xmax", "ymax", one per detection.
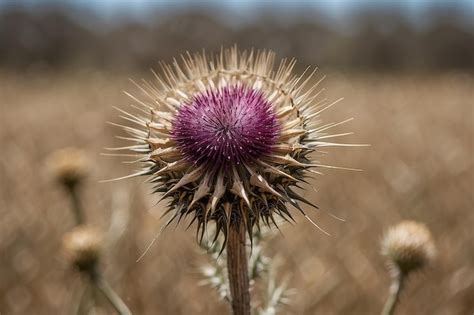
[{"xmin": 113, "ymin": 47, "xmax": 351, "ymax": 244}]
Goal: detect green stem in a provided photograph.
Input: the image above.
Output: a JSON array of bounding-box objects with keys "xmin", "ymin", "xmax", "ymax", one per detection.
[
  {"xmin": 381, "ymin": 272, "xmax": 405, "ymax": 315},
  {"xmin": 227, "ymin": 221, "xmax": 251, "ymax": 315}
]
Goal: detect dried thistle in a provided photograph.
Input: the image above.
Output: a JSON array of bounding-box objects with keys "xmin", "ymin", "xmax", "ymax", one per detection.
[
  {"xmin": 63, "ymin": 226, "xmax": 132, "ymax": 315},
  {"xmin": 48, "ymin": 147, "xmax": 89, "ymax": 224},
  {"xmin": 47, "ymin": 147, "xmax": 89, "ymax": 189},
  {"xmin": 380, "ymin": 221, "xmax": 436, "ymax": 315},
  {"xmin": 62, "ymin": 225, "xmax": 102, "ymax": 272},
  {"xmin": 381, "ymin": 220, "xmax": 436, "ymax": 275},
  {"xmin": 111, "ymin": 47, "xmax": 357, "ymax": 242}
]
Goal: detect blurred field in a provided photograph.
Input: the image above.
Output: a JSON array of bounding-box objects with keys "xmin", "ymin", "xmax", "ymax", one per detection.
[{"xmin": 0, "ymin": 70, "xmax": 472, "ymax": 315}]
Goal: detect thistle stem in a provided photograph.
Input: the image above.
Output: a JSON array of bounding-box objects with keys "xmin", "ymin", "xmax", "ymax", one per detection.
[
  {"xmin": 90, "ymin": 268, "xmax": 132, "ymax": 315},
  {"xmin": 67, "ymin": 185, "xmax": 85, "ymax": 225},
  {"xmin": 381, "ymin": 271, "xmax": 405, "ymax": 315},
  {"xmin": 227, "ymin": 221, "xmax": 251, "ymax": 315}
]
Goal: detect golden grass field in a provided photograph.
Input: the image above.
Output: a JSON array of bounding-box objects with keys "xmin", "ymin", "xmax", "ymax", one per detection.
[{"xmin": 0, "ymin": 70, "xmax": 472, "ymax": 314}]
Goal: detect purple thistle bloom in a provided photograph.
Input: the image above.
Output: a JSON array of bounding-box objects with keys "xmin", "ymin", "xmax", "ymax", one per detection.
[
  {"xmin": 171, "ymin": 85, "xmax": 279, "ymax": 169},
  {"xmin": 110, "ymin": 47, "xmax": 360, "ymax": 315},
  {"xmin": 112, "ymin": 47, "xmax": 357, "ymax": 242}
]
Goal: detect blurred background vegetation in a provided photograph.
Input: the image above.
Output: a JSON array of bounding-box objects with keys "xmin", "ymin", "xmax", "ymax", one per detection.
[
  {"xmin": 0, "ymin": 1, "xmax": 472, "ymax": 315},
  {"xmin": 1, "ymin": 0, "xmax": 473, "ymax": 72}
]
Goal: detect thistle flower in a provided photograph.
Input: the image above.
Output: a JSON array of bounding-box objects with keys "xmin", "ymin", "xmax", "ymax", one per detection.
[
  {"xmin": 381, "ymin": 220, "xmax": 436, "ymax": 275},
  {"xmin": 112, "ymin": 47, "xmax": 356, "ymax": 242},
  {"xmin": 47, "ymin": 147, "xmax": 89, "ymax": 189},
  {"xmin": 62, "ymin": 225, "xmax": 102, "ymax": 271},
  {"xmin": 110, "ymin": 47, "xmax": 360, "ymax": 315}
]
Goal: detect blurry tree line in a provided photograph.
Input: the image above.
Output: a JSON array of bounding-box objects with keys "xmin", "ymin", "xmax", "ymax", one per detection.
[{"xmin": 0, "ymin": 5, "xmax": 473, "ymax": 72}]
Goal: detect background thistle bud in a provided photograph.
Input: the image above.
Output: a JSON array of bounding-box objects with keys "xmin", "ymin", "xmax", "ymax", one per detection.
[
  {"xmin": 381, "ymin": 220, "xmax": 436, "ymax": 275},
  {"xmin": 47, "ymin": 147, "xmax": 89, "ymax": 189},
  {"xmin": 62, "ymin": 225, "xmax": 103, "ymax": 271}
]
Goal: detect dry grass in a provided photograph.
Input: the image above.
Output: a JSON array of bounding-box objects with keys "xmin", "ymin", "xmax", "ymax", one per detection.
[{"xmin": 0, "ymin": 70, "xmax": 472, "ymax": 314}]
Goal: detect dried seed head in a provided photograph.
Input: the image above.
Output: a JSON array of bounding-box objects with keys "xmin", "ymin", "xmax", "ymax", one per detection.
[
  {"xmin": 62, "ymin": 225, "xmax": 102, "ymax": 271},
  {"xmin": 112, "ymin": 47, "xmax": 355, "ymax": 243},
  {"xmin": 47, "ymin": 147, "xmax": 89, "ymax": 189},
  {"xmin": 381, "ymin": 221, "xmax": 436, "ymax": 275}
]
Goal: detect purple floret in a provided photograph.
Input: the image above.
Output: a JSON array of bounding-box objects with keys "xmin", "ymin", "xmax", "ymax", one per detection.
[{"xmin": 171, "ymin": 85, "xmax": 280, "ymax": 169}]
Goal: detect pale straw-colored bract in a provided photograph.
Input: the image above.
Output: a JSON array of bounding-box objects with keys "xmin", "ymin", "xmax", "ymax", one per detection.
[
  {"xmin": 62, "ymin": 225, "xmax": 103, "ymax": 271},
  {"xmin": 381, "ymin": 221, "xmax": 436, "ymax": 275},
  {"xmin": 47, "ymin": 147, "xmax": 89, "ymax": 188},
  {"xmin": 109, "ymin": 46, "xmax": 359, "ymax": 245}
]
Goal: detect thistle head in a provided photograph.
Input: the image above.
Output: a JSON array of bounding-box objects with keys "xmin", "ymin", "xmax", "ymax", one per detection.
[
  {"xmin": 47, "ymin": 147, "xmax": 89, "ymax": 189},
  {"xmin": 113, "ymin": 47, "xmax": 354, "ymax": 243},
  {"xmin": 62, "ymin": 225, "xmax": 102, "ymax": 271},
  {"xmin": 381, "ymin": 221, "xmax": 436, "ymax": 275}
]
